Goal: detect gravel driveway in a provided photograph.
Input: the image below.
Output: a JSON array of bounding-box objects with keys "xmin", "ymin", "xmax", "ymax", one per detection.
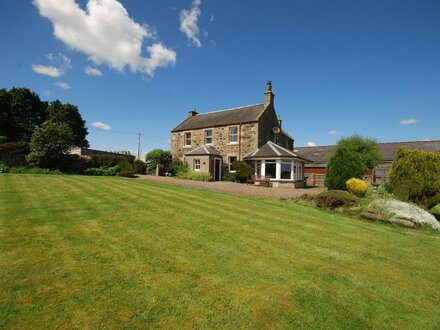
[{"xmin": 136, "ymin": 175, "xmax": 325, "ymax": 199}]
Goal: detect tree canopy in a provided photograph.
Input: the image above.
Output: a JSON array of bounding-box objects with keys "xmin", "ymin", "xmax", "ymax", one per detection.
[
  {"xmin": 0, "ymin": 87, "xmax": 88, "ymax": 147},
  {"xmin": 145, "ymin": 149, "xmax": 172, "ymax": 174},
  {"xmin": 324, "ymin": 135, "xmax": 381, "ymax": 190},
  {"xmin": 26, "ymin": 122, "xmax": 74, "ymax": 169}
]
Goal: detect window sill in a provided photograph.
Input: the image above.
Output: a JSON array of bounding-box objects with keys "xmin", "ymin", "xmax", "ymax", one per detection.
[
  {"xmin": 227, "ymin": 142, "xmax": 239, "ymax": 145},
  {"xmin": 183, "ymin": 145, "xmax": 192, "ymax": 148}
]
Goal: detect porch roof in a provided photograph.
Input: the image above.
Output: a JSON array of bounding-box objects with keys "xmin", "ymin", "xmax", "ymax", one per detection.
[
  {"xmin": 185, "ymin": 145, "xmax": 221, "ymax": 156},
  {"xmin": 244, "ymin": 141, "xmax": 312, "ymax": 162}
]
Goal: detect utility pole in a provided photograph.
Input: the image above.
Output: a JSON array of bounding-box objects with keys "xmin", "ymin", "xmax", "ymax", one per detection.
[{"xmin": 137, "ymin": 133, "xmax": 141, "ymax": 160}]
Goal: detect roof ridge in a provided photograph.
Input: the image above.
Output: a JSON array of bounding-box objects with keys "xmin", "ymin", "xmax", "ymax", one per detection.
[
  {"xmin": 297, "ymin": 139, "xmax": 440, "ymax": 149},
  {"xmin": 197, "ymin": 103, "xmax": 264, "ymax": 116}
]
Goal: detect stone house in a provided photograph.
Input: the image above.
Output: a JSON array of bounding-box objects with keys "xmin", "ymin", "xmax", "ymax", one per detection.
[{"xmin": 170, "ymin": 82, "xmax": 310, "ymax": 186}]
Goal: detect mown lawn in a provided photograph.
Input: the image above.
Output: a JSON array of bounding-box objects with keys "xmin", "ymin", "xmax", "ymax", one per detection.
[{"xmin": 1, "ymin": 174, "xmax": 439, "ymax": 329}]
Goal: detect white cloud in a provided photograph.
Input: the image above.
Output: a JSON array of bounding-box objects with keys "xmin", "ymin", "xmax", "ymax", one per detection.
[
  {"xmin": 400, "ymin": 118, "xmax": 420, "ymax": 125},
  {"xmin": 32, "ymin": 64, "xmax": 63, "ymax": 77},
  {"xmin": 54, "ymin": 81, "xmax": 71, "ymax": 89},
  {"xmin": 42, "ymin": 89, "xmax": 52, "ymax": 96},
  {"xmin": 33, "ymin": 0, "xmax": 176, "ymax": 77},
  {"xmin": 422, "ymin": 138, "xmax": 431, "ymax": 141},
  {"xmin": 84, "ymin": 66, "xmax": 102, "ymax": 76},
  {"xmin": 180, "ymin": 0, "xmax": 202, "ymax": 47},
  {"xmin": 329, "ymin": 130, "xmax": 338, "ymax": 137},
  {"xmin": 92, "ymin": 121, "xmax": 111, "ymax": 130},
  {"xmin": 210, "ymin": 14, "xmax": 214, "ymax": 23},
  {"xmin": 307, "ymin": 141, "xmax": 317, "ymax": 147}
]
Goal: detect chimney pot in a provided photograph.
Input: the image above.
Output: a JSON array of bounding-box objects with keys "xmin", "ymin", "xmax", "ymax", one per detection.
[
  {"xmin": 264, "ymin": 81, "xmax": 274, "ymax": 106},
  {"xmin": 188, "ymin": 109, "xmax": 198, "ymax": 117}
]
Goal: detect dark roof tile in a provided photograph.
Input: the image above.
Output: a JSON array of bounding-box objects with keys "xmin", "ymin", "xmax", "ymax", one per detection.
[{"xmin": 172, "ymin": 104, "xmax": 265, "ymax": 132}]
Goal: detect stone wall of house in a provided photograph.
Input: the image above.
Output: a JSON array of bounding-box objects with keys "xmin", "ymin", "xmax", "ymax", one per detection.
[
  {"xmin": 171, "ymin": 122, "xmax": 258, "ymax": 163},
  {"xmin": 258, "ymin": 105, "xmax": 278, "ymax": 147}
]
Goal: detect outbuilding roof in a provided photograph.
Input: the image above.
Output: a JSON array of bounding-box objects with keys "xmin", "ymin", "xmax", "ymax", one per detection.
[
  {"xmin": 244, "ymin": 141, "xmax": 311, "ymax": 162},
  {"xmin": 185, "ymin": 145, "xmax": 221, "ymax": 156},
  {"xmin": 296, "ymin": 140, "xmax": 440, "ymax": 164},
  {"xmin": 171, "ymin": 104, "xmax": 265, "ymax": 132}
]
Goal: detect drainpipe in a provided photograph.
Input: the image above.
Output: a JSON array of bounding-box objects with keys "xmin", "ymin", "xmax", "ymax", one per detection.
[{"xmin": 238, "ymin": 123, "xmax": 242, "ymax": 161}]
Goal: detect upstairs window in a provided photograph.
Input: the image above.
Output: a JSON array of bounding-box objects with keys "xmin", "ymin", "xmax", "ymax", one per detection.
[
  {"xmin": 229, "ymin": 127, "xmax": 238, "ymax": 143},
  {"xmin": 184, "ymin": 132, "xmax": 191, "ymax": 147},
  {"xmin": 205, "ymin": 129, "xmax": 213, "ymax": 144},
  {"xmin": 193, "ymin": 159, "xmax": 200, "ymax": 171}
]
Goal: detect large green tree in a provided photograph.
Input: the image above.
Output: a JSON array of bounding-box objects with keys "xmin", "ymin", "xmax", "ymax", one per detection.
[
  {"xmin": 325, "ymin": 135, "xmax": 381, "ymax": 190},
  {"xmin": 145, "ymin": 149, "xmax": 172, "ymax": 174},
  {"xmin": 46, "ymin": 100, "xmax": 89, "ymax": 148},
  {"xmin": 26, "ymin": 122, "xmax": 74, "ymax": 169},
  {"xmin": 0, "ymin": 88, "xmax": 46, "ymax": 142}
]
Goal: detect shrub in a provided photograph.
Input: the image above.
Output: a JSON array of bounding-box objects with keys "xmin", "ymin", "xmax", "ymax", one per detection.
[
  {"xmin": 388, "ymin": 147, "xmax": 440, "ymax": 208},
  {"xmin": 133, "ymin": 160, "xmax": 146, "ymax": 175},
  {"xmin": 168, "ymin": 160, "xmax": 189, "ymax": 176},
  {"xmin": 231, "ymin": 161, "xmax": 253, "ymax": 183},
  {"xmin": 0, "ymin": 141, "xmax": 30, "ymax": 166},
  {"xmin": 7, "ymin": 166, "xmax": 62, "ymax": 175},
  {"xmin": 176, "ymin": 170, "xmax": 212, "ymax": 182},
  {"xmin": 145, "ymin": 149, "xmax": 172, "ymax": 175},
  {"xmin": 430, "ymin": 204, "xmax": 440, "ymax": 220},
  {"xmin": 58, "ymin": 154, "xmax": 92, "ymax": 174},
  {"xmin": 0, "ymin": 162, "xmax": 10, "ymax": 173},
  {"xmin": 85, "ymin": 165, "xmax": 120, "ymax": 176},
  {"xmin": 346, "ymin": 178, "xmax": 368, "ymax": 197},
  {"xmin": 90, "ymin": 154, "xmax": 131, "ymax": 167},
  {"xmin": 369, "ymin": 199, "xmax": 440, "ymax": 231},
  {"xmin": 222, "ymin": 164, "xmax": 237, "ymax": 182},
  {"xmin": 116, "ymin": 163, "xmax": 136, "ymax": 177},
  {"xmin": 316, "ymin": 190, "xmax": 357, "ymax": 209},
  {"xmin": 325, "ymin": 135, "xmax": 381, "ymax": 190}
]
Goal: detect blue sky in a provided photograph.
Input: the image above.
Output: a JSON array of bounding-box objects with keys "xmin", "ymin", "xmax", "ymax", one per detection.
[{"xmin": 1, "ymin": 0, "xmax": 439, "ymax": 155}]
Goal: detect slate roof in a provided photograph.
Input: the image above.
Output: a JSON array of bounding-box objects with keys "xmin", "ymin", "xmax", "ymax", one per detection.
[
  {"xmin": 244, "ymin": 141, "xmax": 312, "ymax": 162},
  {"xmin": 171, "ymin": 104, "xmax": 265, "ymax": 132},
  {"xmin": 185, "ymin": 145, "xmax": 221, "ymax": 156},
  {"xmin": 296, "ymin": 140, "xmax": 440, "ymax": 165}
]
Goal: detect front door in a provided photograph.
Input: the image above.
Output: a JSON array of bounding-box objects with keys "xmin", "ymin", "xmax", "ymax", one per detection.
[{"xmin": 214, "ymin": 158, "xmax": 222, "ymax": 181}]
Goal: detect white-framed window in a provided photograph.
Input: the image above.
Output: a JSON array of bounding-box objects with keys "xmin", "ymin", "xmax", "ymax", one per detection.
[
  {"xmin": 228, "ymin": 156, "xmax": 237, "ymax": 172},
  {"xmin": 205, "ymin": 129, "xmax": 213, "ymax": 144},
  {"xmin": 184, "ymin": 132, "xmax": 191, "ymax": 147},
  {"xmin": 281, "ymin": 161, "xmax": 293, "ymax": 180},
  {"xmin": 193, "ymin": 159, "xmax": 200, "ymax": 171},
  {"xmin": 229, "ymin": 126, "xmax": 238, "ymax": 143}
]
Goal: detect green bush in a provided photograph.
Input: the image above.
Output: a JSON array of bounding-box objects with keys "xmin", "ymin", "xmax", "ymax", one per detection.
[
  {"xmin": 325, "ymin": 135, "xmax": 381, "ymax": 190},
  {"xmin": 58, "ymin": 154, "xmax": 92, "ymax": 174},
  {"xmin": 346, "ymin": 178, "xmax": 368, "ymax": 197},
  {"xmin": 133, "ymin": 160, "xmax": 146, "ymax": 175},
  {"xmin": 145, "ymin": 149, "xmax": 172, "ymax": 175},
  {"xmin": 430, "ymin": 204, "xmax": 440, "ymax": 220},
  {"xmin": 222, "ymin": 164, "xmax": 237, "ymax": 182},
  {"xmin": 316, "ymin": 190, "xmax": 357, "ymax": 209},
  {"xmin": 231, "ymin": 161, "xmax": 253, "ymax": 183},
  {"xmin": 7, "ymin": 166, "xmax": 62, "ymax": 175},
  {"xmin": 85, "ymin": 165, "xmax": 120, "ymax": 176},
  {"xmin": 0, "ymin": 162, "xmax": 10, "ymax": 173},
  {"xmin": 116, "ymin": 163, "xmax": 136, "ymax": 177},
  {"xmin": 0, "ymin": 141, "xmax": 30, "ymax": 166},
  {"xmin": 176, "ymin": 170, "xmax": 212, "ymax": 181},
  {"xmin": 167, "ymin": 160, "xmax": 189, "ymax": 176},
  {"xmin": 388, "ymin": 147, "xmax": 440, "ymax": 208}
]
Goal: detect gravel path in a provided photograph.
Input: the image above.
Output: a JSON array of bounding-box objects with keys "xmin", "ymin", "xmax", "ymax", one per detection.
[{"xmin": 136, "ymin": 175, "xmax": 325, "ymax": 199}]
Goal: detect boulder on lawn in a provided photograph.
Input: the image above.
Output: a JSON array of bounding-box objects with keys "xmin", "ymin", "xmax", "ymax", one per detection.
[
  {"xmin": 361, "ymin": 208, "xmax": 387, "ymax": 222},
  {"xmin": 389, "ymin": 217, "xmax": 415, "ymax": 228}
]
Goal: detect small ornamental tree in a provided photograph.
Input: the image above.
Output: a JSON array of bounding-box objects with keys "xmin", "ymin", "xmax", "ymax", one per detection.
[
  {"xmin": 325, "ymin": 135, "xmax": 381, "ymax": 190},
  {"xmin": 145, "ymin": 149, "xmax": 172, "ymax": 175},
  {"xmin": 26, "ymin": 122, "xmax": 74, "ymax": 169},
  {"xmin": 388, "ymin": 147, "xmax": 440, "ymax": 208}
]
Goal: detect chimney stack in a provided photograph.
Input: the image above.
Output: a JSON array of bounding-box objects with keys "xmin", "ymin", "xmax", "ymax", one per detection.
[
  {"xmin": 188, "ymin": 109, "xmax": 198, "ymax": 117},
  {"xmin": 264, "ymin": 81, "xmax": 274, "ymax": 106}
]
